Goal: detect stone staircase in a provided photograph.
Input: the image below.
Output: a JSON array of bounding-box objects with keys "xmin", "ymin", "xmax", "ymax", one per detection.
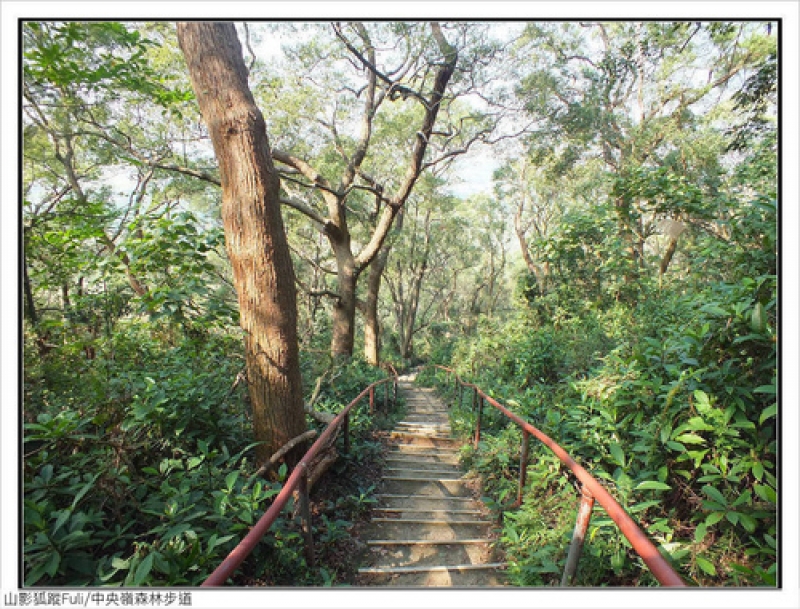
[{"xmin": 358, "ymin": 380, "xmax": 506, "ymax": 586}]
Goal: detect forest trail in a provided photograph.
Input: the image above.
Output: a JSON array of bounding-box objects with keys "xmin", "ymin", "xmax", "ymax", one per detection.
[{"xmin": 357, "ymin": 378, "xmax": 506, "ymax": 586}]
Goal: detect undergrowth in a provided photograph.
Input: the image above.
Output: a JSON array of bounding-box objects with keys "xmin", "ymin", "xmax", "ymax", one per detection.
[
  {"xmin": 23, "ymin": 325, "xmax": 402, "ymax": 587},
  {"xmin": 419, "ymin": 269, "xmax": 777, "ymax": 587}
]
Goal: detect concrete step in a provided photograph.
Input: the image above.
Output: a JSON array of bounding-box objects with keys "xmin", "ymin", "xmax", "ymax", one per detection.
[
  {"xmin": 360, "ymin": 562, "xmax": 505, "ymax": 575},
  {"xmin": 384, "ymin": 455, "xmax": 461, "ymax": 465},
  {"xmin": 374, "ymin": 493, "xmax": 476, "ymax": 507},
  {"xmin": 359, "ymin": 382, "xmax": 504, "ymax": 587},
  {"xmin": 364, "ymin": 541, "xmax": 494, "ymax": 569},
  {"xmin": 386, "ymin": 436, "xmax": 460, "ymax": 449},
  {"xmin": 383, "ymin": 475, "xmax": 466, "ymax": 484},
  {"xmin": 384, "ymin": 466, "xmax": 462, "ymax": 477},
  {"xmin": 366, "ymin": 538, "xmax": 489, "ymax": 546},
  {"xmin": 363, "ymin": 520, "xmax": 492, "ymax": 541},
  {"xmin": 373, "ymin": 508, "xmax": 483, "ymax": 521},
  {"xmin": 396, "ymin": 422, "xmax": 451, "ymax": 431},
  {"xmin": 371, "ymin": 517, "xmax": 488, "ymax": 526},
  {"xmin": 389, "ymin": 431, "xmax": 452, "ymax": 440},
  {"xmin": 386, "ymin": 445, "xmax": 460, "ymax": 456},
  {"xmin": 359, "ymin": 566, "xmax": 506, "ymax": 587}
]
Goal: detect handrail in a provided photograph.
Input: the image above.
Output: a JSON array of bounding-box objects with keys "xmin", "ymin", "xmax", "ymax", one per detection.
[
  {"xmin": 431, "ymin": 365, "xmax": 686, "ymax": 587},
  {"xmin": 202, "ymin": 372, "xmax": 398, "ymax": 586}
]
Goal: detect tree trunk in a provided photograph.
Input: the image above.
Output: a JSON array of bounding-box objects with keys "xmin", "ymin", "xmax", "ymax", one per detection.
[
  {"xmin": 659, "ymin": 235, "xmax": 680, "ymax": 283},
  {"xmin": 272, "ymin": 23, "xmax": 457, "ymax": 360},
  {"xmin": 177, "ymin": 22, "xmax": 306, "ymax": 465},
  {"xmin": 330, "ymin": 244, "xmax": 358, "ymax": 360},
  {"xmin": 364, "ymin": 247, "xmax": 389, "ymax": 366},
  {"xmin": 23, "ymin": 253, "xmax": 38, "ymax": 326}
]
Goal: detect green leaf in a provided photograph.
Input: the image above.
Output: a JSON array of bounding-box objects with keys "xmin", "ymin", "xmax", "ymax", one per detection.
[
  {"xmin": 751, "ymin": 462, "xmax": 765, "ymax": 481},
  {"xmin": 635, "ymin": 481, "xmax": 671, "ymax": 491},
  {"xmin": 44, "ymin": 550, "xmax": 61, "ymax": 577},
  {"xmin": 754, "ymin": 484, "xmax": 776, "ymax": 504},
  {"xmin": 700, "ymin": 304, "xmax": 728, "ymax": 317},
  {"xmin": 132, "ymin": 552, "xmax": 155, "ymax": 586},
  {"xmin": 674, "ymin": 433, "xmax": 706, "ymax": 445},
  {"xmin": 693, "ymin": 390, "xmax": 712, "ymax": 413},
  {"xmin": 111, "ymin": 556, "xmax": 130, "ymax": 570},
  {"xmin": 71, "ymin": 472, "xmax": 101, "ymax": 510},
  {"xmin": 694, "ymin": 522, "xmax": 708, "ymax": 544},
  {"xmin": 225, "ymin": 471, "xmax": 239, "ymax": 492},
  {"xmin": 695, "ymin": 555, "xmax": 717, "ymax": 576},
  {"xmin": 737, "ymin": 513, "xmax": 757, "ymax": 533},
  {"xmin": 209, "ymin": 534, "xmax": 235, "ymax": 551},
  {"xmin": 753, "ymin": 384, "xmax": 776, "ymax": 395},
  {"xmin": 759, "ymin": 404, "xmax": 777, "ymax": 425},
  {"xmin": 52, "ymin": 509, "xmax": 71, "ymax": 535},
  {"xmin": 685, "ymin": 416, "xmax": 714, "ymax": 432},
  {"xmin": 702, "ymin": 485, "xmax": 728, "ymax": 507},
  {"xmin": 705, "ymin": 511, "xmax": 725, "ymax": 526},
  {"xmin": 750, "ymin": 302, "xmax": 767, "ymax": 333}
]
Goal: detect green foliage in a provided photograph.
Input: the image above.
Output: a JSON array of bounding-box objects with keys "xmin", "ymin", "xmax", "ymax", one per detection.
[
  {"xmin": 21, "ymin": 18, "xmax": 777, "ymax": 590},
  {"xmin": 23, "ymin": 21, "xmax": 191, "ymax": 108},
  {"xmin": 424, "ymin": 180, "xmax": 776, "ymax": 585},
  {"xmin": 24, "ymin": 337, "xmax": 400, "ymax": 586}
]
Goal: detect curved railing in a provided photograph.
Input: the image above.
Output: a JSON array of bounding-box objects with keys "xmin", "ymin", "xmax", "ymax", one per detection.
[
  {"xmin": 202, "ymin": 372, "xmax": 398, "ymax": 586},
  {"xmin": 429, "ymin": 365, "xmax": 686, "ymax": 587}
]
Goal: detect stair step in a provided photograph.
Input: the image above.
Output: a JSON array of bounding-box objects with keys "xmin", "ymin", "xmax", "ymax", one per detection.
[
  {"xmin": 371, "ymin": 518, "xmax": 489, "ymax": 526},
  {"xmin": 383, "ymin": 476, "xmax": 466, "ymax": 483},
  {"xmin": 374, "ymin": 493, "xmax": 474, "ymax": 502},
  {"xmin": 359, "ymin": 563, "xmax": 505, "ymax": 575},
  {"xmin": 373, "ymin": 506, "xmax": 481, "ymax": 515},
  {"xmin": 360, "ymin": 569, "xmax": 506, "ymax": 586},
  {"xmin": 363, "ymin": 521, "xmax": 492, "ymax": 541},
  {"xmin": 366, "ymin": 539, "xmax": 488, "ymax": 546},
  {"xmin": 385, "ymin": 468, "xmax": 461, "ymax": 477},
  {"xmin": 360, "ymin": 382, "xmax": 505, "ymax": 587},
  {"xmin": 385, "ymin": 459, "xmax": 461, "ymax": 468},
  {"xmin": 386, "ymin": 455, "xmax": 460, "ymax": 463},
  {"xmin": 387, "ymin": 447, "xmax": 460, "ymax": 456},
  {"xmin": 390, "ymin": 431, "xmax": 452, "ymax": 439}
]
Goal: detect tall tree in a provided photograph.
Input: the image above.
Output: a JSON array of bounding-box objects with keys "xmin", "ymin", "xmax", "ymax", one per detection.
[
  {"xmin": 176, "ymin": 22, "xmax": 305, "ymax": 465},
  {"xmin": 513, "ymin": 22, "xmax": 770, "ymax": 291},
  {"xmin": 265, "ymin": 22, "xmax": 460, "ymax": 359}
]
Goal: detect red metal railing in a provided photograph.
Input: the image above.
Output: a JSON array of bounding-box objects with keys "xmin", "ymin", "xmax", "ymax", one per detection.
[
  {"xmin": 202, "ymin": 373, "xmax": 398, "ymax": 586},
  {"xmin": 432, "ymin": 365, "xmax": 686, "ymax": 587}
]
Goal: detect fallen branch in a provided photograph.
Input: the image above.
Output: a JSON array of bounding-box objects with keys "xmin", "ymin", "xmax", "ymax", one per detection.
[
  {"xmin": 254, "ymin": 429, "xmax": 318, "ymax": 479},
  {"xmin": 303, "ymin": 368, "xmax": 342, "ymax": 425}
]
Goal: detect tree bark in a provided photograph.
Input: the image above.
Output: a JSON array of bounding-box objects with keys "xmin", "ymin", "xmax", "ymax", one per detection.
[
  {"xmin": 23, "ymin": 252, "xmax": 38, "ymax": 326},
  {"xmin": 331, "ymin": 250, "xmax": 358, "ymax": 360},
  {"xmin": 364, "ymin": 247, "xmax": 389, "ymax": 366},
  {"xmin": 177, "ymin": 22, "xmax": 306, "ymax": 465}
]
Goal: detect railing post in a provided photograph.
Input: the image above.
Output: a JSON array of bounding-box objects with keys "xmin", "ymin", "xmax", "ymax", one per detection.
[
  {"xmin": 369, "ymin": 385, "xmax": 375, "ymax": 415},
  {"xmin": 393, "ymin": 377, "xmax": 398, "ymax": 405},
  {"xmin": 473, "ymin": 395, "xmax": 483, "ymax": 449},
  {"xmin": 297, "ymin": 464, "xmax": 316, "ymax": 570},
  {"xmin": 516, "ymin": 429, "xmax": 530, "ymax": 507},
  {"xmin": 343, "ymin": 413, "xmax": 350, "ymax": 454},
  {"xmin": 383, "ymin": 381, "xmax": 389, "ymax": 410},
  {"xmin": 472, "ymin": 386, "xmax": 478, "ymax": 411},
  {"xmin": 561, "ymin": 485, "xmax": 595, "ymax": 586}
]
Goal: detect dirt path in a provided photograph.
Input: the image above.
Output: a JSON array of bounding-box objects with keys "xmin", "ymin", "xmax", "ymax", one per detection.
[{"xmin": 357, "ymin": 378, "xmax": 506, "ymax": 587}]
